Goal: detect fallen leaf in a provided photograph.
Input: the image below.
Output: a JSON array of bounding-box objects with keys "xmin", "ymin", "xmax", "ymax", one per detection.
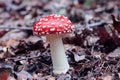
[
  {"xmin": 7, "ymin": 76, "xmax": 16, "ymax": 80},
  {"xmin": 0, "ymin": 30, "xmax": 28, "ymax": 47},
  {"xmin": 74, "ymin": 54, "xmax": 85, "ymax": 62},
  {"xmin": 0, "ymin": 68, "xmax": 12, "ymax": 80},
  {"xmin": 107, "ymin": 47, "xmax": 120, "ymax": 57},
  {"xmin": 96, "ymin": 75, "xmax": 113, "ymax": 80},
  {"xmin": 48, "ymin": 77, "xmax": 55, "ymax": 80},
  {"xmin": 17, "ymin": 70, "xmax": 33, "ymax": 80},
  {"xmin": 111, "ymin": 15, "xmax": 120, "ymax": 32},
  {"xmin": 118, "ymin": 73, "xmax": 120, "ymax": 78}
]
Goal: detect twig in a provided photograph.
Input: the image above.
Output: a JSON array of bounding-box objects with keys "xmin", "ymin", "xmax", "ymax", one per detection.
[
  {"xmin": 0, "ymin": 25, "xmax": 32, "ymax": 30},
  {"xmin": 75, "ymin": 20, "xmax": 112, "ymax": 29},
  {"xmin": 28, "ymin": 75, "xmax": 52, "ymax": 80},
  {"xmin": 91, "ymin": 44, "xmax": 95, "ymax": 54},
  {"xmin": 6, "ymin": 54, "xmax": 40, "ymax": 61},
  {"xmin": 0, "ymin": 21, "xmax": 113, "ymax": 30}
]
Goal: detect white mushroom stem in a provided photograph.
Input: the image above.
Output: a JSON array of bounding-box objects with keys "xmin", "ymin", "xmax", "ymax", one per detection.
[{"xmin": 47, "ymin": 34, "xmax": 69, "ymax": 74}]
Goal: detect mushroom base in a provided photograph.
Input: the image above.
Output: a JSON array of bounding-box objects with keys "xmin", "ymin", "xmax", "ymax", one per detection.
[{"xmin": 47, "ymin": 34, "xmax": 69, "ymax": 74}]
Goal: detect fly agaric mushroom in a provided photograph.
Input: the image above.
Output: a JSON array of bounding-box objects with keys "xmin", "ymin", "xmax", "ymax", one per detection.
[{"xmin": 33, "ymin": 14, "xmax": 74, "ymax": 74}]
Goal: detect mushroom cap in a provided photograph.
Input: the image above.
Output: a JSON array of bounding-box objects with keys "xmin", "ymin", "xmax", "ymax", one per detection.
[{"xmin": 33, "ymin": 14, "xmax": 74, "ymax": 36}]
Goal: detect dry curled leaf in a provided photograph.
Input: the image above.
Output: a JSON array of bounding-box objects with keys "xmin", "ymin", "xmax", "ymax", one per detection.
[
  {"xmin": 112, "ymin": 15, "xmax": 120, "ymax": 32},
  {"xmin": 17, "ymin": 70, "xmax": 33, "ymax": 80},
  {"xmin": 0, "ymin": 30, "xmax": 28, "ymax": 47},
  {"xmin": 74, "ymin": 54, "xmax": 85, "ymax": 62},
  {"xmin": 0, "ymin": 68, "xmax": 12, "ymax": 80},
  {"xmin": 48, "ymin": 77, "xmax": 55, "ymax": 80},
  {"xmin": 96, "ymin": 75, "xmax": 113, "ymax": 80}
]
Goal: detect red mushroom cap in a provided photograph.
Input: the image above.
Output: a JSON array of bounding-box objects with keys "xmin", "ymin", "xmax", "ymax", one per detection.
[{"xmin": 33, "ymin": 14, "xmax": 74, "ymax": 36}]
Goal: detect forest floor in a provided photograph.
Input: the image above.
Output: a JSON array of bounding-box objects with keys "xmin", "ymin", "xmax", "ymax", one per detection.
[{"xmin": 0, "ymin": 0, "xmax": 120, "ymax": 80}]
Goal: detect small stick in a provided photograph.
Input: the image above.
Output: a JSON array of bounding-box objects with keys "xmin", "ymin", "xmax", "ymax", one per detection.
[
  {"xmin": 0, "ymin": 25, "xmax": 32, "ymax": 30},
  {"xmin": 6, "ymin": 55, "xmax": 40, "ymax": 61},
  {"xmin": 0, "ymin": 21, "xmax": 113, "ymax": 30}
]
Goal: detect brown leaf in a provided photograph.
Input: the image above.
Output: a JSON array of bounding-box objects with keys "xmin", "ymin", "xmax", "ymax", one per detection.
[
  {"xmin": 48, "ymin": 77, "xmax": 55, "ymax": 80},
  {"xmin": 111, "ymin": 15, "xmax": 120, "ymax": 32},
  {"xmin": 96, "ymin": 77, "xmax": 103, "ymax": 80},
  {"xmin": 96, "ymin": 75, "xmax": 113, "ymax": 80},
  {"xmin": 0, "ymin": 30, "xmax": 28, "ymax": 47},
  {"xmin": 95, "ymin": 27, "xmax": 110, "ymax": 44},
  {"xmin": 17, "ymin": 70, "xmax": 33, "ymax": 80},
  {"xmin": 74, "ymin": 54, "xmax": 85, "ymax": 62},
  {"xmin": 118, "ymin": 73, "xmax": 120, "ymax": 78},
  {"xmin": 107, "ymin": 48, "xmax": 120, "ymax": 57},
  {"xmin": 0, "ymin": 68, "xmax": 12, "ymax": 80},
  {"xmin": 0, "ymin": 1, "xmax": 6, "ymax": 8},
  {"xmin": 102, "ymin": 75, "xmax": 113, "ymax": 80},
  {"xmin": 0, "ymin": 29, "xmax": 7, "ymax": 37},
  {"xmin": 0, "ymin": 71, "xmax": 9, "ymax": 80}
]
